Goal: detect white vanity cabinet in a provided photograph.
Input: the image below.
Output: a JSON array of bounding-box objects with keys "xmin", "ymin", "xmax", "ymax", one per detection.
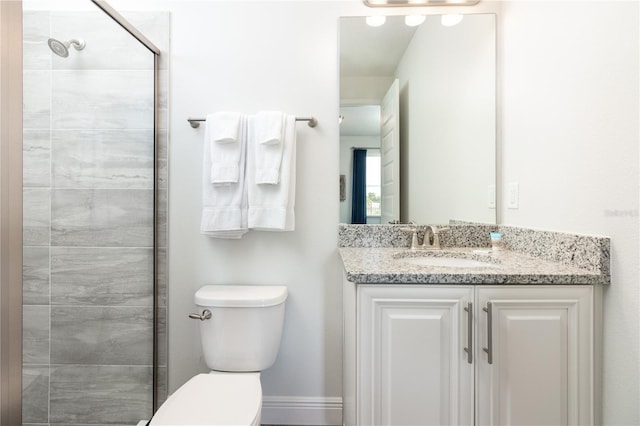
[
  {"xmin": 343, "ymin": 280, "xmax": 600, "ymax": 426},
  {"xmin": 356, "ymin": 285, "xmax": 475, "ymax": 426},
  {"xmin": 475, "ymin": 286, "xmax": 597, "ymax": 426}
]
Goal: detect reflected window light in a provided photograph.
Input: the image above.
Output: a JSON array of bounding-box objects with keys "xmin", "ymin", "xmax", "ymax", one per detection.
[
  {"xmin": 441, "ymin": 14, "xmax": 464, "ymax": 27},
  {"xmin": 405, "ymin": 15, "xmax": 426, "ymax": 27},
  {"xmin": 366, "ymin": 15, "xmax": 387, "ymax": 27}
]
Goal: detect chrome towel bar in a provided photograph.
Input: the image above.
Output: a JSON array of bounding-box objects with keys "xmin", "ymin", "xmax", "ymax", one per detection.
[{"xmin": 187, "ymin": 116, "xmax": 318, "ymax": 129}]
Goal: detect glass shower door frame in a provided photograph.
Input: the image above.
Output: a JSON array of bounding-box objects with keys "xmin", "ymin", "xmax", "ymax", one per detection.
[{"xmin": 1, "ymin": 0, "xmax": 164, "ymax": 422}]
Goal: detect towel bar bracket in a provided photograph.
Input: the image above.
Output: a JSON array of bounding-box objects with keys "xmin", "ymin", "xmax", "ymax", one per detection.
[{"xmin": 187, "ymin": 116, "xmax": 317, "ymax": 129}]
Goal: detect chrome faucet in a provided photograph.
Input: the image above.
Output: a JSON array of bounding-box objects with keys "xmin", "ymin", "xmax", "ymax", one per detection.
[
  {"xmin": 422, "ymin": 225, "xmax": 450, "ymax": 250},
  {"xmin": 402, "ymin": 224, "xmax": 450, "ymax": 250}
]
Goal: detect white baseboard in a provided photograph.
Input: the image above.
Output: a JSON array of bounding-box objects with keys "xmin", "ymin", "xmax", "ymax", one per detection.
[{"xmin": 261, "ymin": 396, "xmax": 343, "ymax": 425}]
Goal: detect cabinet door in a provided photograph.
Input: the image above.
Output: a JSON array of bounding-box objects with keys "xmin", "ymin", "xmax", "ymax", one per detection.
[
  {"xmin": 358, "ymin": 286, "xmax": 474, "ymax": 426},
  {"xmin": 476, "ymin": 286, "xmax": 594, "ymax": 426}
]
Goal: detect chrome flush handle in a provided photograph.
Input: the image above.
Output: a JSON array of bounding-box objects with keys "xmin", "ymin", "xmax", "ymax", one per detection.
[{"xmin": 188, "ymin": 309, "xmax": 212, "ymax": 321}]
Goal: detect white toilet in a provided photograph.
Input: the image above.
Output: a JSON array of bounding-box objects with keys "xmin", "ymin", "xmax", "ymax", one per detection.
[{"xmin": 149, "ymin": 285, "xmax": 288, "ymax": 425}]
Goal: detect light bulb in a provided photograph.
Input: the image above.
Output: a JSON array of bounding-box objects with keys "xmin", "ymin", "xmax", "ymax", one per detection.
[
  {"xmin": 405, "ymin": 15, "xmax": 426, "ymax": 27},
  {"xmin": 366, "ymin": 16, "xmax": 386, "ymax": 27},
  {"xmin": 441, "ymin": 14, "xmax": 464, "ymax": 27}
]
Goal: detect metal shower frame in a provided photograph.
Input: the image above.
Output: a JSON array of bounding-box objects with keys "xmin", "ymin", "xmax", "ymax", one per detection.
[{"xmin": 90, "ymin": 0, "xmax": 164, "ymax": 413}]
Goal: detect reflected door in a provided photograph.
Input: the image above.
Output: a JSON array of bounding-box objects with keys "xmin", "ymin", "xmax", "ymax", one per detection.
[{"xmin": 380, "ymin": 79, "xmax": 399, "ymax": 224}]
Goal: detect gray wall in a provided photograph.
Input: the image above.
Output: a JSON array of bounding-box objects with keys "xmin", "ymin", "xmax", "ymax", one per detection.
[{"xmin": 22, "ymin": 10, "xmax": 168, "ymax": 426}]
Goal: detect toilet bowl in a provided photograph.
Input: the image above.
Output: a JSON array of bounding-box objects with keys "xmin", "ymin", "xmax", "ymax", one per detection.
[{"xmin": 148, "ymin": 285, "xmax": 287, "ymax": 426}]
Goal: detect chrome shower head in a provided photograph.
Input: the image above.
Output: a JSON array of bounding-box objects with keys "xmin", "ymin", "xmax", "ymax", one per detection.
[{"xmin": 47, "ymin": 38, "xmax": 86, "ymax": 58}]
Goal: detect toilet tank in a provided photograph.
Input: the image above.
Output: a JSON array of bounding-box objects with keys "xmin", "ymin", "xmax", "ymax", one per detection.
[{"xmin": 194, "ymin": 285, "xmax": 287, "ymax": 372}]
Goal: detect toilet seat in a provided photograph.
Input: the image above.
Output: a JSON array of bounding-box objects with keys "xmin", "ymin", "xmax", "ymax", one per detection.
[{"xmin": 150, "ymin": 372, "xmax": 262, "ymax": 425}]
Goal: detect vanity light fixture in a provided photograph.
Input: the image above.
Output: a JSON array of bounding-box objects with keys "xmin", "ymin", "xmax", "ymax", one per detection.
[
  {"xmin": 366, "ymin": 15, "xmax": 387, "ymax": 26},
  {"xmin": 364, "ymin": 0, "xmax": 479, "ymax": 7},
  {"xmin": 441, "ymin": 13, "xmax": 464, "ymax": 26},
  {"xmin": 405, "ymin": 14, "xmax": 426, "ymax": 26}
]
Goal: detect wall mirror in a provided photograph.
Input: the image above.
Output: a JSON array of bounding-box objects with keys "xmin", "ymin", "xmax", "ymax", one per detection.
[{"xmin": 339, "ymin": 14, "xmax": 496, "ymax": 225}]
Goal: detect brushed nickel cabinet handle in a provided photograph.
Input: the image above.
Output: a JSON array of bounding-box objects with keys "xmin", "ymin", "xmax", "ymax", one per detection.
[
  {"xmin": 482, "ymin": 302, "xmax": 493, "ymax": 364},
  {"xmin": 463, "ymin": 302, "xmax": 473, "ymax": 364}
]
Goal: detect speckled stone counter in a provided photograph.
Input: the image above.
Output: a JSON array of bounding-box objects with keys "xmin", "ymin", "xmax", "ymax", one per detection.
[{"xmin": 339, "ymin": 224, "xmax": 610, "ymax": 285}]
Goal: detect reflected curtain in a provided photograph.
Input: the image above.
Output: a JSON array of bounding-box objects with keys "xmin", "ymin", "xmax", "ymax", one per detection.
[{"xmin": 351, "ymin": 149, "xmax": 367, "ymax": 224}]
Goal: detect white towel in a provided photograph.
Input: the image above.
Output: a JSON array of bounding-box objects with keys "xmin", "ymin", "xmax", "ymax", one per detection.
[
  {"xmin": 208, "ymin": 112, "xmax": 242, "ymax": 184},
  {"xmin": 247, "ymin": 115, "xmax": 296, "ymax": 231},
  {"xmin": 254, "ymin": 111, "xmax": 285, "ymax": 184},
  {"xmin": 201, "ymin": 114, "xmax": 249, "ymax": 239}
]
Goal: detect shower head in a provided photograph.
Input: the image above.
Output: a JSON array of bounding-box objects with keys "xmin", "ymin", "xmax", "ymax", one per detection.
[{"xmin": 47, "ymin": 38, "xmax": 86, "ymax": 58}]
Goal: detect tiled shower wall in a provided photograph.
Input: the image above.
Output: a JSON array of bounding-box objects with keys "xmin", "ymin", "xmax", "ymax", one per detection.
[{"xmin": 22, "ymin": 10, "xmax": 169, "ymax": 426}]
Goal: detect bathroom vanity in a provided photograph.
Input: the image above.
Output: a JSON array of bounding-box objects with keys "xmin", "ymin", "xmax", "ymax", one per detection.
[{"xmin": 339, "ymin": 225, "xmax": 610, "ymax": 426}]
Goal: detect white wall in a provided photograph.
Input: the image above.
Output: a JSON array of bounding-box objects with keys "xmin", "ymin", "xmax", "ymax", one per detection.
[
  {"xmin": 110, "ymin": 1, "xmax": 638, "ymax": 424},
  {"xmin": 165, "ymin": 3, "xmax": 347, "ymax": 423},
  {"xmin": 499, "ymin": 2, "xmax": 639, "ymax": 424}
]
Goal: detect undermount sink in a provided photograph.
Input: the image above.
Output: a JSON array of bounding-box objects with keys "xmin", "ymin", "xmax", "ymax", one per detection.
[
  {"xmin": 394, "ymin": 251, "xmax": 500, "ymax": 269},
  {"xmin": 400, "ymin": 256, "xmax": 498, "ymax": 268}
]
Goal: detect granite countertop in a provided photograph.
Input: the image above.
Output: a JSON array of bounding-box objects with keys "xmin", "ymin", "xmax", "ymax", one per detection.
[{"xmin": 339, "ymin": 246, "xmax": 610, "ymax": 285}]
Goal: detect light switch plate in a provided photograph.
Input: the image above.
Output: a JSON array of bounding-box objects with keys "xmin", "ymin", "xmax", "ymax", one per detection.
[{"xmin": 488, "ymin": 184, "xmax": 496, "ymax": 209}]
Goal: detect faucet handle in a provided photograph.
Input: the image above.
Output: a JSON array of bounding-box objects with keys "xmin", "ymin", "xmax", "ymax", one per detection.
[
  {"xmin": 399, "ymin": 226, "xmax": 422, "ymax": 250},
  {"xmin": 430, "ymin": 226, "xmax": 450, "ymax": 234}
]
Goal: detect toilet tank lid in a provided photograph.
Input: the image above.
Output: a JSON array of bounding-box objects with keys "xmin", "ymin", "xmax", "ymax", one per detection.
[{"xmin": 195, "ymin": 285, "xmax": 288, "ymax": 307}]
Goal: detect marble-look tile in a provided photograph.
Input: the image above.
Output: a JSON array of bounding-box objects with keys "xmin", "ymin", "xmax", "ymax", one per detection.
[
  {"xmin": 23, "ymin": 189, "xmax": 50, "ymax": 246},
  {"xmin": 157, "ymin": 129, "xmax": 168, "ymax": 189},
  {"xmin": 24, "ymin": 71, "xmax": 51, "ymax": 129},
  {"xmin": 157, "ymin": 69, "xmax": 169, "ymax": 130},
  {"xmin": 23, "ymin": 306, "xmax": 50, "ymax": 364},
  {"xmin": 50, "ymin": 306, "xmax": 152, "ymax": 365},
  {"xmin": 23, "ymin": 365, "xmax": 50, "ymax": 424},
  {"xmin": 51, "ymin": 189, "xmax": 153, "ymax": 247},
  {"xmin": 52, "ymin": 70, "xmax": 154, "ymax": 130},
  {"xmin": 50, "ymin": 365, "xmax": 152, "ymax": 424},
  {"xmin": 51, "ymin": 247, "xmax": 153, "ymax": 306},
  {"xmin": 51, "ymin": 11, "xmax": 153, "ymax": 71},
  {"xmin": 24, "ymin": 130, "xmax": 51, "ymax": 188},
  {"xmin": 157, "ymin": 307, "xmax": 167, "ymax": 367},
  {"xmin": 23, "ymin": 11, "xmax": 52, "ymax": 70},
  {"xmin": 156, "ymin": 366, "xmax": 168, "ymax": 408},
  {"xmin": 23, "ymin": 246, "xmax": 50, "ymax": 305},
  {"xmin": 52, "ymin": 129, "xmax": 153, "ymax": 189}
]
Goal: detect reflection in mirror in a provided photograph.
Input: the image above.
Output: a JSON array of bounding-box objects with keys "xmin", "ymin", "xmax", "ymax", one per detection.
[{"xmin": 339, "ymin": 14, "xmax": 496, "ymax": 225}]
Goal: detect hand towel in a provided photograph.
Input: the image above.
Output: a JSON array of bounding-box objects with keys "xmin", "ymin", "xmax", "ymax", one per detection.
[
  {"xmin": 208, "ymin": 112, "xmax": 242, "ymax": 184},
  {"xmin": 254, "ymin": 111, "xmax": 285, "ymax": 184},
  {"xmin": 247, "ymin": 115, "xmax": 296, "ymax": 231},
  {"xmin": 201, "ymin": 114, "xmax": 249, "ymax": 239}
]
